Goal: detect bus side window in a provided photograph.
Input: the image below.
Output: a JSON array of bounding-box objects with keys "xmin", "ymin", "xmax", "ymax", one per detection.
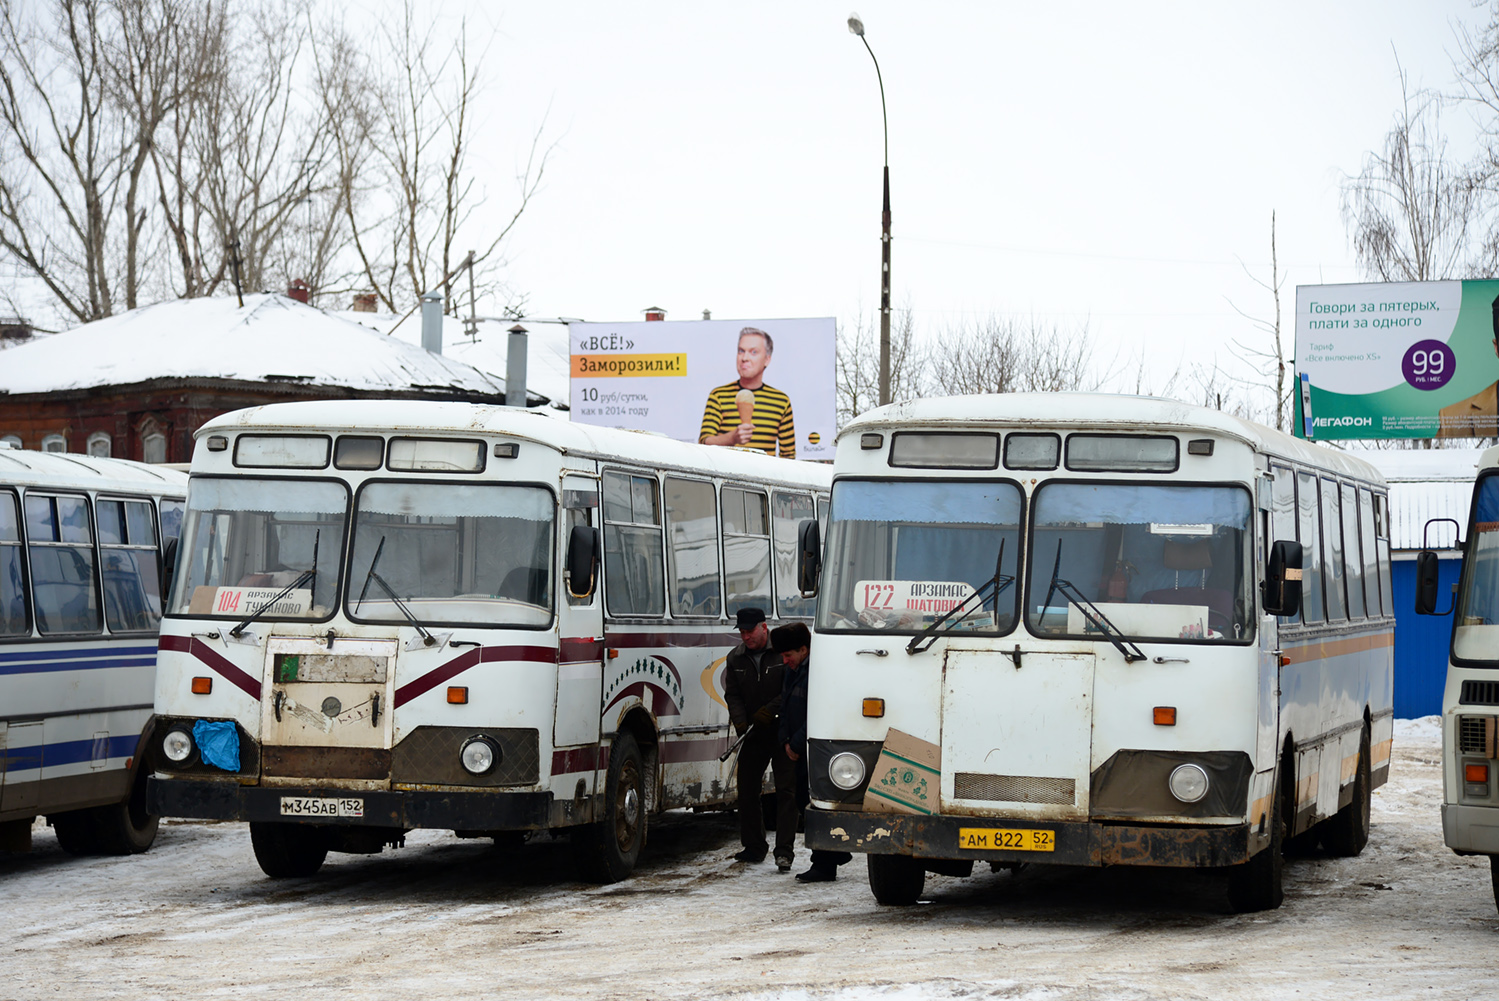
[
  {"xmin": 98, "ymin": 499, "xmax": 163, "ymax": 633},
  {"xmin": 773, "ymin": 491, "xmax": 815, "ymax": 618},
  {"xmin": 1374, "ymin": 493, "xmax": 1394, "ymax": 616},
  {"xmin": 25, "ymin": 493, "xmax": 101, "ymax": 635},
  {"xmin": 159, "ymin": 498, "xmax": 185, "ymax": 545},
  {"xmin": 602, "ymin": 471, "xmax": 664, "ymax": 617},
  {"xmin": 0, "ymin": 489, "xmax": 27, "ymax": 636},
  {"xmin": 1269, "ymin": 466, "xmax": 1299, "ymax": 624},
  {"xmin": 722, "ymin": 486, "xmax": 771, "ymax": 617},
  {"xmin": 664, "ymin": 477, "xmax": 720, "ymax": 617},
  {"xmin": 1296, "ymin": 471, "xmax": 1325, "ymax": 623},
  {"xmin": 1319, "ymin": 477, "xmax": 1347, "ymax": 621},
  {"xmin": 1358, "ymin": 487, "xmax": 1382, "ymax": 617},
  {"xmin": 1340, "ymin": 483, "xmax": 1366, "ymax": 619}
]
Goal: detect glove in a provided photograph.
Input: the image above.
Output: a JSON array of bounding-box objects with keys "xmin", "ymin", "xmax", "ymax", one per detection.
[{"xmin": 751, "ymin": 706, "xmax": 776, "ymax": 726}]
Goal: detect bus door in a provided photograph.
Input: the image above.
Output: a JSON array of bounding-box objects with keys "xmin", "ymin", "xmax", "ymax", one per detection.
[
  {"xmin": 555, "ymin": 475, "xmax": 604, "ymax": 752},
  {"xmin": 260, "ymin": 636, "xmax": 398, "ymax": 781},
  {"xmin": 939, "ymin": 646, "xmax": 1094, "ymax": 820}
]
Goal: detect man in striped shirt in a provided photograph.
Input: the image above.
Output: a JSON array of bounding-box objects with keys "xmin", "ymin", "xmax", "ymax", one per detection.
[{"xmin": 699, "ymin": 327, "xmax": 796, "ymax": 458}]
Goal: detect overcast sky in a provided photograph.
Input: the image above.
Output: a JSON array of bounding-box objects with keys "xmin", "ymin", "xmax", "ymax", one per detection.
[{"xmin": 419, "ymin": 1, "xmax": 1485, "ymax": 396}]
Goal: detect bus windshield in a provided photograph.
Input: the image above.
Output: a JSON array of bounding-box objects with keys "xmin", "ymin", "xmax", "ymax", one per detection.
[
  {"xmin": 347, "ymin": 482, "xmax": 553, "ymax": 628},
  {"xmin": 168, "ymin": 478, "xmax": 347, "ymax": 621},
  {"xmin": 1456, "ymin": 474, "xmax": 1499, "ymax": 663},
  {"xmin": 1026, "ymin": 482, "xmax": 1253, "ymax": 643},
  {"xmin": 817, "ymin": 479, "xmax": 1022, "ymax": 635}
]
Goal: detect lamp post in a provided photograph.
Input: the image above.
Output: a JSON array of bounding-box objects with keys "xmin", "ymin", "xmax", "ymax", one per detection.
[{"xmin": 847, "ymin": 12, "xmax": 891, "ymax": 406}]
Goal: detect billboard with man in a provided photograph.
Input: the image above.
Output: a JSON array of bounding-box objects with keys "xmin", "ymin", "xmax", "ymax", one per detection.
[
  {"xmin": 1294, "ymin": 280, "xmax": 1499, "ymax": 440},
  {"xmin": 570, "ymin": 318, "xmax": 836, "ymax": 460}
]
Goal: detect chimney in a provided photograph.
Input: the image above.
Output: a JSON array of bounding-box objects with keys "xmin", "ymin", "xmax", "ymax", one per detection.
[
  {"xmin": 702, "ymin": 309, "xmax": 711, "ymax": 320},
  {"xmin": 643, "ymin": 306, "xmax": 666, "ymax": 321},
  {"xmin": 506, "ymin": 325, "xmax": 529, "ymax": 407},
  {"xmin": 351, "ymin": 293, "xmax": 378, "ymax": 313},
  {"xmin": 420, "ymin": 289, "xmax": 443, "ymax": 354},
  {"xmin": 287, "ymin": 279, "xmax": 310, "ymax": 304}
]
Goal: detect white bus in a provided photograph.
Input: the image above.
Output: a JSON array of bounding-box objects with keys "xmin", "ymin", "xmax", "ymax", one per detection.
[
  {"xmin": 0, "ymin": 446, "xmax": 186, "ymax": 856},
  {"xmin": 1414, "ymin": 444, "xmax": 1499, "ymax": 911},
  {"xmin": 797, "ymin": 394, "xmax": 1394, "ymax": 911},
  {"xmin": 147, "ymin": 400, "xmax": 829, "ymax": 881}
]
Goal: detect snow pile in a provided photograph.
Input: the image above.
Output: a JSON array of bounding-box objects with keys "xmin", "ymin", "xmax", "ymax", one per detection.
[{"xmin": 0, "ymin": 294, "xmax": 507, "ymax": 397}]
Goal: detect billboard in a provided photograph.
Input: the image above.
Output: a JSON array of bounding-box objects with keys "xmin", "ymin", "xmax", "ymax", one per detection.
[
  {"xmin": 1294, "ymin": 280, "xmax": 1499, "ymax": 439},
  {"xmin": 569, "ymin": 318, "xmax": 836, "ymax": 460}
]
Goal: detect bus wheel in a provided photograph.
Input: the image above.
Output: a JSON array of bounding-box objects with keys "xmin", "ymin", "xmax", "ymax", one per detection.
[
  {"xmin": 1321, "ymin": 732, "xmax": 1370, "ymax": 857},
  {"xmin": 1489, "ymin": 856, "xmax": 1499, "ymax": 914},
  {"xmin": 867, "ymin": 854, "xmax": 925, "ymax": 906},
  {"xmin": 250, "ymin": 822, "xmax": 328, "ymax": 878},
  {"xmin": 50, "ymin": 810, "xmax": 99, "ymax": 856},
  {"xmin": 573, "ymin": 731, "xmax": 646, "ymax": 883},
  {"xmin": 90, "ymin": 766, "xmax": 160, "ymax": 855},
  {"xmin": 1227, "ymin": 786, "xmax": 1285, "ymax": 913}
]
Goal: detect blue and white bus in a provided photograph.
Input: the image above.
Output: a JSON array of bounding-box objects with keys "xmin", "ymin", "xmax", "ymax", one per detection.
[{"xmin": 0, "ymin": 446, "xmax": 187, "ymax": 855}]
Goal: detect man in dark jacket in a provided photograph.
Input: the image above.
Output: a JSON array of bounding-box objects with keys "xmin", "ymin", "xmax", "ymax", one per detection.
[
  {"xmin": 723, "ymin": 607, "xmax": 797, "ymax": 868},
  {"xmin": 774, "ymin": 621, "xmax": 852, "ymax": 883}
]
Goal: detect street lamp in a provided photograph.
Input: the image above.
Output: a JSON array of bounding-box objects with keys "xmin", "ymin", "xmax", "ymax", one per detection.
[{"xmin": 847, "ymin": 12, "xmax": 892, "ymax": 406}]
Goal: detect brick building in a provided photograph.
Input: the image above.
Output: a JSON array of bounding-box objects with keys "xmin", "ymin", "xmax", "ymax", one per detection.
[{"xmin": 0, "ymin": 294, "xmax": 526, "ymax": 463}]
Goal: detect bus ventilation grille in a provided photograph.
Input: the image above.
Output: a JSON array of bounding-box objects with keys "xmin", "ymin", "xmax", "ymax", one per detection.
[
  {"xmin": 1459, "ymin": 716, "xmax": 1495, "ymax": 756},
  {"xmin": 953, "ymin": 772, "xmax": 1075, "ymax": 806},
  {"xmin": 1460, "ymin": 681, "xmax": 1499, "ymax": 706}
]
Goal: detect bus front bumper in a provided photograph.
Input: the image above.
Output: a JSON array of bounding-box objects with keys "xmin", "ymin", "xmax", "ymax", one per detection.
[
  {"xmin": 148, "ymin": 776, "xmax": 560, "ymax": 831},
  {"xmin": 805, "ymin": 808, "xmax": 1252, "ymax": 868}
]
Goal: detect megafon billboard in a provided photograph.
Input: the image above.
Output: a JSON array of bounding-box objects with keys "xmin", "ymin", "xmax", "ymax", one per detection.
[
  {"xmin": 569, "ymin": 318, "xmax": 836, "ymax": 460},
  {"xmin": 1294, "ymin": 280, "xmax": 1499, "ymax": 439}
]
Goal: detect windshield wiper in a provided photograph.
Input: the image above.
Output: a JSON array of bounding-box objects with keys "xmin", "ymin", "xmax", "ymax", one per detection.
[
  {"xmin": 1040, "ymin": 540, "xmax": 1146, "ymax": 663},
  {"xmin": 230, "ymin": 530, "xmax": 319, "ymax": 638},
  {"xmin": 356, "ymin": 535, "xmax": 436, "ymax": 646},
  {"xmin": 907, "ymin": 538, "xmax": 1014, "ymax": 654}
]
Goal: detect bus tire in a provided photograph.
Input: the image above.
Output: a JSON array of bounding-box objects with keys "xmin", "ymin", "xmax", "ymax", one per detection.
[
  {"xmin": 1321, "ymin": 731, "xmax": 1370, "ymax": 858},
  {"xmin": 250, "ymin": 822, "xmax": 328, "ymax": 878},
  {"xmin": 1489, "ymin": 855, "xmax": 1499, "ymax": 915},
  {"xmin": 1227, "ymin": 784, "xmax": 1284, "ymax": 913},
  {"xmin": 90, "ymin": 765, "xmax": 159, "ymax": 855},
  {"xmin": 572, "ymin": 731, "xmax": 646, "ymax": 883},
  {"xmin": 867, "ymin": 853, "xmax": 925, "ymax": 906},
  {"xmin": 50, "ymin": 810, "xmax": 99, "ymax": 856}
]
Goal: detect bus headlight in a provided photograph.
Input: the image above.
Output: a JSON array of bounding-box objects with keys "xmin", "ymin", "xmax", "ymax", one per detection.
[
  {"xmin": 828, "ymin": 751, "xmax": 867, "ymax": 791},
  {"xmin": 1168, "ymin": 763, "xmax": 1209, "ymax": 803},
  {"xmin": 162, "ymin": 728, "xmax": 194, "ymax": 763},
  {"xmin": 460, "ymin": 736, "xmax": 499, "ymax": 775}
]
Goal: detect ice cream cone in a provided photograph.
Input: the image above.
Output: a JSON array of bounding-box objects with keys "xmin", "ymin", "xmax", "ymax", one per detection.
[{"xmin": 735, "ymin": 389, "xmax": 756, "ymax": 425}]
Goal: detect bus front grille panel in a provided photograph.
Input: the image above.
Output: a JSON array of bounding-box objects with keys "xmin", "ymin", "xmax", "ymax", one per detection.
[
  {"xmin": 953, "ymin": 772, "xmax": 1076, "ymax": 806},
  {"xmin": 1458, "ymin": 715, "xmax": 1497, "ymax": 757},
  {"xmin": 391, "ymin": 727, "xmax": 540, "ymax": 787},
  {"xmin": 1461, "ymin": 681, "xmax": 1499, "ymax": 706}
]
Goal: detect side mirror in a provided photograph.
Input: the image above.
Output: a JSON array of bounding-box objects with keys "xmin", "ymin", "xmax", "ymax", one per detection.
[
  {"xmin": 797, "ymin": 519, "xmax": 821, "ymax": 597},
  {"xmin": 1262, "ymin": 539, "xmax": 1303, "ymax": 617},
  {"xmin": 161, "ymin": 537, "xmax": 179, "ymax": 605},
  {"xmin": 565, "ymin": 525, "xmax": 599, "ymax": 599},
  {"xmin": 1414, "ymin": 550, "xmax": 1451, "ymax": 615}
]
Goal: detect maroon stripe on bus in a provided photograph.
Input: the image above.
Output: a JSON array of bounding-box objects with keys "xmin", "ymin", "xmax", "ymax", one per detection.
[
  {"xmin": 559, "ymin": 637, "xmax": 605, "ymax": 663},
  {"xmin": 660, "ymin": 736, "xmax": 731, "ymax": 763},
  {"xmin": 551, "ymin": 746, "xmax": 600, "ymax": 775},
  {"xmin": 394, "ymin": 645, "xmax": 556, "ymax": 708},
  {"xmin": 159, "ymin": 634, "xmax": 261, "ymax": 701}
]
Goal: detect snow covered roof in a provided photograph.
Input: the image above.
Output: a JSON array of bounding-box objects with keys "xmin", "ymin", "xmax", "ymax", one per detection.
[
  {"xmin": 334, "ymin": 309, "xmax": 571, "ymax": 409},
  {"xmin": 0, "ymin": 294, "xmax": 508, "ymax": 398},
  {"xmin": 1344, "ymin": 447, "xmax": 1490, "ymax": 551},
  {"xmin": 0, "ymin": 446, "xmax": 188, "ymax": 493}
]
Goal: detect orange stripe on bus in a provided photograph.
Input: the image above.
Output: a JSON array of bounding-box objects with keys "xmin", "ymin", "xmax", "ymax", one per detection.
[
  {"xmin": 1280, "ymin": 631, "xmax": 1393, "ymax": 664},
  {"xmin": 1371, "ymin": 738, "xmax": 1392, "ymax": 766}
]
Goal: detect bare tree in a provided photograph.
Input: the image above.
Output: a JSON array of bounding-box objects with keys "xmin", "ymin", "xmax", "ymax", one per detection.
[
  {"xmin": 928, "ymin": 315, "xmax": 1099, "ymax": 396},
  {"xmin": 836, "ymin": 305, "xmax": 919, "ymax": 426},
  {"xmin": 1227, "ymin": 211, "xmax": 1291, "ymax": 432},
  {"xmin": 1341, "ymin": 68, "xmax": 1482, "ymax": 283}
]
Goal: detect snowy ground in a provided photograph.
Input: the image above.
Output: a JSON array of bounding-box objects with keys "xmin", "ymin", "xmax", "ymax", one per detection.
[{"xmin": 3, "ymin": 717, "xmax": 1495, "ymax": 1001}]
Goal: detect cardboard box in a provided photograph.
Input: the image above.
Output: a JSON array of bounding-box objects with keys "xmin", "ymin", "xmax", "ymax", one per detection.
[{"xmin": 862, "ymin": 728, "xmax": 941, "ymax": 815}]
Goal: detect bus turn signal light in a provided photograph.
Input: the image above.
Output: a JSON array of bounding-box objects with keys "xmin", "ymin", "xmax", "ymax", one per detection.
[
  {"xmin": 447, "ymin": 686, "xmax": 468, "ymax": 705},
  {"xmin": 1467, "ymin": 763, "xmax": 1489, "ymax": 784},
  {"xmin": 191, "ymin": 677, "xmax": 212, "ymax": 695},
  {"xmin": 1153, "ymin": 706, "xmax": 1177, "ymax": 726},
  {"xmin": 862, "ymin": 698, "xmax": 885, "ymax": 718}
]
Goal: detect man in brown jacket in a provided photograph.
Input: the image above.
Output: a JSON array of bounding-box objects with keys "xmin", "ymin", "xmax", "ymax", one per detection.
[{"xmin": 723, "ymin": 607, "xmax": 797, "ymax": 869}]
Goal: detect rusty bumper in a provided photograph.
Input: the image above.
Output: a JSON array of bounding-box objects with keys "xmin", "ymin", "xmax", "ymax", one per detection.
[
  {"xmin": 149, "ymin": 776, "xmax": 561, "ymax": 831},
  {"xmin": 805, "ymin": 808, "xmax": 1252, "ymax": 868}
]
